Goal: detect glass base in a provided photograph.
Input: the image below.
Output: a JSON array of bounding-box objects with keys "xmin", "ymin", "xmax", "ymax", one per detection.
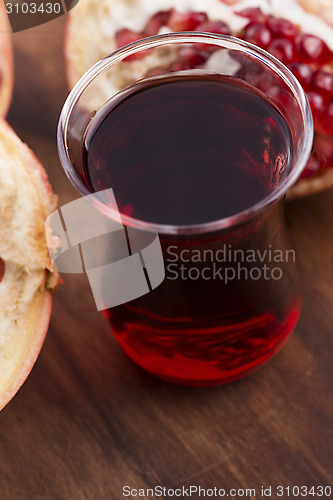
[{"xmin": 109, "ymin": 304, "xmax": 300, "ymax": 386}]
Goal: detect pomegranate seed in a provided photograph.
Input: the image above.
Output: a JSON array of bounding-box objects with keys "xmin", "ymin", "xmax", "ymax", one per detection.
[
  {"xmin": 195, "ymin": 20, "xmax": 231, "ymax": 36},
  {"xmin": 178, "ymin": 46, "xmax": 207, "ymax": 67},
  {"xmin": 236, "ymin": 8, "xmax": 266, "ymax": 23},
  {"xmin": 312, "ymin": 70, "xmax": 333, "ymax": 101},
  {"xmin": 169, "ymin": 10, "xmax": 208, "ymax": 31},
  {"xmin": 266, "ymin": 16, "xmax": 299, "ymax": 40},
  {"xmin": 306, "ymin": 91, "xmax": 325, "ymax": 122},
  {"xmin": 295, "ymin": 33, "xmax": 333, "ymax": 64},
  {"xmin": 194, "ymin": 21, "xmax": 231, "ymax": 52},
  {"xmin": 115, "ymin": 28, "xmax": 142, "ymax": 49},
  {"xmin": 0, "ymin": 257, "xmax": 5, "ymax": 282},
  {"xmin": 301, "ymin": 153, "xmax": 322, "ymax": 178},
  {"xmin": 288, "ymin": 63, "xmax": 313, "ymax": 90},
  {"xmin": 243, "ymin": 22, "xmax": 272, "ymax": 49},
  {"xmin": 115, "ymin": 29, "xmax": 147, "ymax": 61},
  {"xmin": 195, "ymin": 21, "xmax": 231, "ymax": 51},
  {"xmin": 144, "ymin": 11, "xmax": 171, "ymax": 36},
  {"xmin": 268, "ymin": 38, "xmax": 294, "ymax": 63},
  {"xmin": 319, "ymin": 101, "xmax": 333, "ymax": 136}
]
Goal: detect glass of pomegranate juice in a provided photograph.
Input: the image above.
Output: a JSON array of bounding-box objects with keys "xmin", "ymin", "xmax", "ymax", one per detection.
[{"xmin": 58, "ymin": 33, "xmax": 313, "ymax": 385}]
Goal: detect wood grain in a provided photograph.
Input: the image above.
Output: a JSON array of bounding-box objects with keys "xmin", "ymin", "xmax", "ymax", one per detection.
[{"xmin": 0, "ymin": 15, "xmax": 332, "ymax": 500}]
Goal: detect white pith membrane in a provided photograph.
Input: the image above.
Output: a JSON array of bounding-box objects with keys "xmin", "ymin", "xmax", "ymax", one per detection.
[
  {"xmin": 0, "ymin": 118, "xmax": 58, "ymax": 409},
  {"xmin": 298, "ymin": 0, "xmax": 333, "ymax": 26},
  {"xmin": 66, "ymin": 0, "xmax": 333, "ymax": 196}
]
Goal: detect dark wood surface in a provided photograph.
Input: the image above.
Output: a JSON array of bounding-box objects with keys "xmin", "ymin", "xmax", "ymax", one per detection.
[{"xmin": 1, "ymin": 15, "xmax": 332, "ymax": 500}]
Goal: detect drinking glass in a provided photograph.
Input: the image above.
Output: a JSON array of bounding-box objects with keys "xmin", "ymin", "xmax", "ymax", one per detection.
[{"xmin": 58, "ymin": 33, "xmax": 313, "ymax": 385}]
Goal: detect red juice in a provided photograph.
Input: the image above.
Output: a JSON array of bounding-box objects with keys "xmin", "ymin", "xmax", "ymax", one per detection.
[{"xmin": 82, "ymin": 75, "xmax": 300, "ymax": 385}]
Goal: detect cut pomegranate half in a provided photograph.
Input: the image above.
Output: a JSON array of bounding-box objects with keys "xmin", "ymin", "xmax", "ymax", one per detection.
[
  {"xmin": 65, "ymin": 0, "xmax": 333, "ymax": 197},
  {"xmin": 0, "ymin": 118, "xmax": 59, "ymax": 411}
]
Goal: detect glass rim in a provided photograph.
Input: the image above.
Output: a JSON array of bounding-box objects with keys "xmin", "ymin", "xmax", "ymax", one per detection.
[{"xmin": 58, "ymin": 32, "xmax": 314, "ymax": 236}]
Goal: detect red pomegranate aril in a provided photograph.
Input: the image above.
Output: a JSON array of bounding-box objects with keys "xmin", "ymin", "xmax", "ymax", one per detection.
[
  {"xmin": 301, "ymin": 153, "xmax": 322, "ymax": 178},
  {"xmin": 178, "ymin": 46, "xmax": 207, "ymax": 67},
  {"xmin": 169, "ymin": 10, "xmax": 208, "ymax": 31},
  {"xmin": 116, "ymin": 28, "xmax": 142, "ymax": 48},
  {"xmin": 194, "ymin": 21, "xmax": 232, "ymax": 53},
  {"xmin": 295, "ymin": 33, "xmax": 333, "ymax": 64},
  {"xmin": 115, "ymin": 28, "xmax": 146, "ymax": 60},
  {"xmin": 236, "ymin": 8, "xmax": 266, "ymax": 23},
  {"xmin": 144, "ymin": 11, "xmax": 171, "ymax": 36},
  {"xmin": 243, "ymin": 22, "xmax": 272, "ymax": 49},
  {"xmin": 288, "ymin": 63, "xmax": 313, "ymax": 90},
  {"xmin": 320, "ymin": 101, "xmax": 333, "ymax": 135},
  {"xmin": 195, "ymin": 20, "xmax": 231, "ymax": 36},
  {"xmin": 268, "ymin": 38, "xmax": 294, "ymax": 63},
  {"xmin": 0, "ymin": 257, "xmax": 4, "ymax": 282},
  {"xmin": 195, "ymin": 21, "xmax": 231, "ymax": 52},
  {"xmin": 266, "ymin": 16, "xmax": 299, "ymax": 40},
  {"xmin": 312, "ymin": 70, "xmax": 333, "ymax": 101},
  {"xmin": 306, "ymin": 91, "xmax": 325, "ymax": 122},
  {"xmin": 316, "ymin": 43, "xmax": 333, "ymax": 65}
]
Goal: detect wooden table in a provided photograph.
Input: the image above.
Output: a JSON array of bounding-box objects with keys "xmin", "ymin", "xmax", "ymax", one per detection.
[{"xmin": 1, "ymin": 15, "xmax": 332, "ymax": 500}]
